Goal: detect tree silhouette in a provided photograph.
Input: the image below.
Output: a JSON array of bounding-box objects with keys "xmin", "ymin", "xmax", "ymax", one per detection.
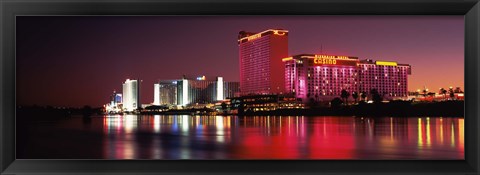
[
  {"xmin": 307, "ymin": 98, "xmax": 318, "ymax": 109},
  {"xmin": 238, "ymin": 101, "xmax": 245, "ymax": 115},
  {"xmin": 422, "ymin": 89, "xmax": 428, "ymax": 97},
  {"xmin": 352, "ymin": 91, "xmax": 359, "ymax": 104},
  {"xmin": 81, "ymin": 105, "xmax": 93, "ymax": 117},
  {"xmin": 449, "ymin": 88, "xmax": 455, "ymax": 100},
  {"xmin": 331, "ymin": 97, "xmax": 343, "ymax": 109},
  {"xmin": 439, "ymin": 88, "xmax": 447, "ymax": 100},
  {"xmin": 370, "ymin": 89, "xmax": 382, "ymax": 104},
  {"xmin": 361, "ymin": 91, "xmax": 367, "ymax": 101},
  {"xmin": 454, "ymin": 87, "xmax": 463, "ymax": 93},
  {"xmin": 221, "ymin": 102, "xmax": 227, "ymax": 112},
  {"xmin": 340, "ymin": 89, "xmax": 350, "ymax": 106}
]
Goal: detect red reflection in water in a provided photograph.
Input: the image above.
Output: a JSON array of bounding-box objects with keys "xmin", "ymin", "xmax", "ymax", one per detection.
[
  {"xmin": 308, "ymin": 117, "xmax": 354, "ymax": 159},
  {"xmin": 99, "ymin": 115, "xmax": 463, "ymax": 159}
]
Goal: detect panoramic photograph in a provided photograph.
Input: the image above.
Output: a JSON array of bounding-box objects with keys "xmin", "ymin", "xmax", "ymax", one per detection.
[{"xmin": 16, "ymin": 16, "xmax": 464, "ymax": 159}]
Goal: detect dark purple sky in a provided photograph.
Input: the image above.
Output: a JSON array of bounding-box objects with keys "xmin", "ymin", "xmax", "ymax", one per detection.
[{"xmin": 16, "ymin": 16, "xmax": 464, "ymax": 107}]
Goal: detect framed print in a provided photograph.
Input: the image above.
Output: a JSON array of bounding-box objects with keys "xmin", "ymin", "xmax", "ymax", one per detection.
[{"xmin": 1, "ymin": 0, "xmax": 479, "ymax": 174}]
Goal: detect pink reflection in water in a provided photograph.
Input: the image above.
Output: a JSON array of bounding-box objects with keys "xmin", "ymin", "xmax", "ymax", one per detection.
[{"xmin": 101, "ymin": 115, "xmax": 464, "ymax": 160}]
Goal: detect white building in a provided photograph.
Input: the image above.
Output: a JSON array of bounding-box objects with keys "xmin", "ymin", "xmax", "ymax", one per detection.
[
  {"xmin": 153, "ymin": 83, "xmax": 160, "ymax": 105},
  {"xmin": 122, "ymin": 79, "xmax": 140, "ymax": 112},
  {"xmin": 175, "ymin": 76, "xmax": 238, "ymax": 107},
  {"xmin": 153, "ymin": 80, "xmax": 177, "ymax": 106},
  {"xmin": 150, "ymin": 76, "xmax": 239, "ymax": 107}
]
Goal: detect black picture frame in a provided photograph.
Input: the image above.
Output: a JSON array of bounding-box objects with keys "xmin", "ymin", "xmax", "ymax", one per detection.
[{"xmin": 1, "ymin": 0, "xmax": 479, "ymax": 174}]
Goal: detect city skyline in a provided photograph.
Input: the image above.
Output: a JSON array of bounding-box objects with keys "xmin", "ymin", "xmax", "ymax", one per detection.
[{"xmin": 16, "ymin": 16, "xmax": 464, "ymax": 107}]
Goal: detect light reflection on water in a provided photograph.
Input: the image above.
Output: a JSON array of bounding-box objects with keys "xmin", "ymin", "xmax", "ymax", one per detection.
[{"xmin": 97, "ymin": 115, "xmax": 464, "ymax": 160}]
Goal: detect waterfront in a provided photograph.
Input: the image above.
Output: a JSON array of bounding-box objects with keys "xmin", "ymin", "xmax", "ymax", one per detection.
[{"xmin": 17, "ymin": 115, "xmax": 464, "ymax": 159}]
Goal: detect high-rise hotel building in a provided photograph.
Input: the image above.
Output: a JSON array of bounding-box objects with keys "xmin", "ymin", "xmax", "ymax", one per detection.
[
  {"xmin": 122, "ymin": 79, "xmax": 140, "ymax": 112},
  {"xmin": 177, "ymin": 76, "xmax": 221, "ymax": 106},
  {"xmin": 153, "ymin": 76, "xmax": 240, "ymax": 106},
  {"xmin": 153, "ymin": 80, "xmax": 177, "ymax": 105},
  {"xmin": 283, "ymin": 54, "xmax": 411, "ymax": 102},
  {"xmin": 238, "ymin": 29, "xmax": 288, "ymax": 95},
  {"xmin": 284, "ymin": 54, "xmax": 359, "ymax": 100},
  {"xmin": 357, "ymin": 59, "xmax": 411, "ymax": 97}
]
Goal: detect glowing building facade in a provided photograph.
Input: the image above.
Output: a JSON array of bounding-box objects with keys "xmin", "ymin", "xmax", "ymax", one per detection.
[
  {"xmin": 283, "ymin": 54, "xmax": 411, "ymax": 102},
  {"xmin": 223, "ymin": 82, "xmax": 240, "ymax": 100},
  {"xmin": 153, "ymin": 80, "xmax": 177, "ymax": 106},
  {"xmin": 153, "ymin": 84, "xmax": 160, "ymax": 105},
  {"xmin": 122, "ymin": 79, "xmax": 140, "ymax": 112},
  {"xmin": 238, "ymin": 29, "xmax": 288, "ymax": 95},
  {"xmin": 357, "ymin": 59, "xmax": 411, "ymax": 98},
  {"xmin": 104, "ymin": 91, "xmax": 123, "ymax": 114},
  {"xmin": 109, "ymin": 91, "xmax": 122, "ymax": 106},
  {"xmin": 175, "ymin": 76, "xmax": 240, "ymax": 106}
]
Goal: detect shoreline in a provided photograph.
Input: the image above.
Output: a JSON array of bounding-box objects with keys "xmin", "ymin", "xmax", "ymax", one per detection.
[
  {"xmin": 16, "ymin": 100, "xmax": 464, "ymax": 120},
  {"xmin": 141, "ymin": 101, "xmax": 464, "ymax": 118}
]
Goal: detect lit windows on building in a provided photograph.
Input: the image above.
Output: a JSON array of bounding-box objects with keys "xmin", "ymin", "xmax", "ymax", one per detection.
[
  {"xmin": 358, "ymin": 60, "xmax": 411, "ymax": 98},
  {"xmin": 283, "ymin": 54, "xmax": 359, "ymax": 101},
  {"xmin": 173, "ymin": 76, "xmax": 240, "ymax": 106},
  {"xmin": 238, "ymin": 29, "xmax": 288, "ymax": 95},
  {"xmin": 122, "ymin": 79, "xmax": 140, "ymax": 112},
  {"xmin": 154, "ymin": 80, "xmax": 178, "ymax": 106},
  {"xmin": 283, "ymin": 54, "xmax": 411, "ymax": 102},
  {"xmin": 230, "ymin": 94, "xmax": 304, "ymax": 113}
]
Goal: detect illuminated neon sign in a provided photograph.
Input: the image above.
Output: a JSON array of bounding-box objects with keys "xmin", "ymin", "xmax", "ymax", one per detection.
[
  {"xmin": 247, "ymin": 33, "xmax": 262, "ymax": 41},
  {"xmin": 273, "ymin": 30, "xmax": 286, "ymax": 36},
  {"xmin": 315, "ymin": 55, "xmax": 351, "ymax": 59},
  {"xmin": 196, "ymin": 75, "xmax": 206, "ymax": 80},
  {"xmin": 313, "ymin": 55, "xmax": 358, "ymax": 66},
  {"xmin": 376, "ymin": 61, "xmax": 397, "ymax": 66},
  {"xmin": 314, "ymin": 57, "xmax": 337, "ymax": 65},
  {"xmin": 282, "ymin": 57, "xmax": 293, "ymax": 62},
  {"xmin": 240, "ymin": 29, "xmax": 288, "ymax": 42}
]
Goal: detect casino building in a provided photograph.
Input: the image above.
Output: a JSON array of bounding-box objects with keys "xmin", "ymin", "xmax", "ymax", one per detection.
[
  {"xmin": 153, "ymin": 76, "xmax": 240, "ymax": 107},
  {"xmin": 177, "ymin": 76, "xmax": 223, "ymax": 106},
  {"xmin": 238, "ymin": 29, "xmax": 288, "ymax": 95},
  {"xmin": 283, "ymin": 54, "xmax": 411, "ymax": 102},
  {"xmin": 357, "ymin": 59, "xmax": 411, "ymax": 98},
  {"xmin": 153, "ymin": 80, "xmax": 178, "ymax": 106}
]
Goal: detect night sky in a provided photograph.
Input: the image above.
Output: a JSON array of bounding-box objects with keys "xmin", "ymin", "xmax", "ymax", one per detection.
[{"xmin": 16, "ymin": 16, "xmax": 464, "ymax": 107}]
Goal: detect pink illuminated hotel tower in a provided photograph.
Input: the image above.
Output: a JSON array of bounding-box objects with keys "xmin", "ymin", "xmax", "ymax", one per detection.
[
  {"xmin": 238, "ymin": 29, "xmax": 288, "ymax": 95},
  {"xmin": 283, "ymin": 54, "xmax": 411, "ymax": 102},
  {"xmin": 238, "ymin": 29, "xmax": 411, "ymax": 102}
]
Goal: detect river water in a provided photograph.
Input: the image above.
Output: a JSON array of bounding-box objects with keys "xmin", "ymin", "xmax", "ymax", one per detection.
[{"xmin": 17, "ymin": 115, "xmax": 464, "ymax": 159}]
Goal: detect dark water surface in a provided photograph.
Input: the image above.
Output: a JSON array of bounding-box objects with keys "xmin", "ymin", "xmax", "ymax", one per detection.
[{"xmin": 17, "ymin": 115, "xmax": 464, "ymax": 159}]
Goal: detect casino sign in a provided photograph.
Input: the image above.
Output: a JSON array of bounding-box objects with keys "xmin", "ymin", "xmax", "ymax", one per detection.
[{"xmin": 313, "ymin": 55, "xmax": 358, "ymax": 66}]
